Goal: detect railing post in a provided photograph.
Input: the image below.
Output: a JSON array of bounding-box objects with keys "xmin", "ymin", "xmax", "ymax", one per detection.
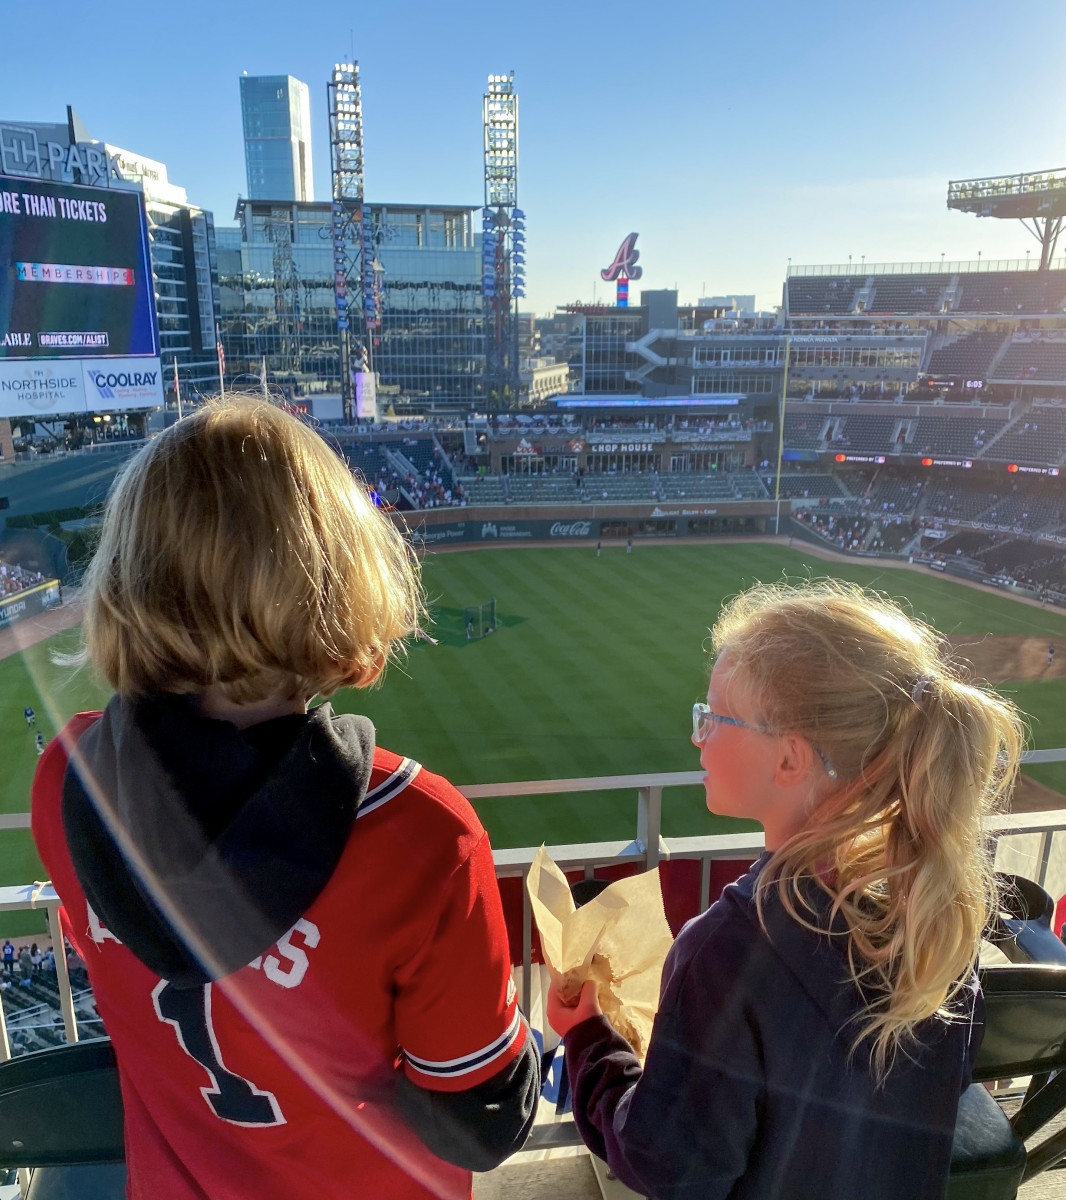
[
  {"xmin": 0, "ymin": 983, "xmax": 10, "ymax": 1064},
  {"xmin": 47, "ymin": 904, "xmax": 79, "ymax": 1046},
  {"xmin": 636, "ymin": 786, "xmax": 663, "ymax": 871},
  {"xmin": 521, "ymin": 869, "xmax": 533, "ymax": 1020},
  {"xmin": 1037, "ymin": 829, "xmax": 1055, "ymax": 891}
]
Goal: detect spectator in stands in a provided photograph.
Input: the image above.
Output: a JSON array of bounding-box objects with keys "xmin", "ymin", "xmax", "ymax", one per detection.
[
  {"xmin": 549, "ymin": 579, "xmax": 1022, "ymax": 1200},
  {"xmin": 0, "ymin": 563, "xmax": 44, "ymax": 598},
  {"xmin": 64, "ymin": 945, "xmax": 85, "ymax": 988},
  {"xmin": 17, "ymin": 946, "xmax": 32, "ymax": 987},
  {"xmin": 32, "ymin": 400, "xmax": 538, "ymax": 1200},
  {"xmin": 1, "ymin": 940, "xmax": 12, "ymax": 976}
]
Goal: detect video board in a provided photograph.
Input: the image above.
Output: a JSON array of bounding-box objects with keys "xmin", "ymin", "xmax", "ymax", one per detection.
[{"xmin": 0, "ymin": 177, "xmax": 157, "ymax": 361}]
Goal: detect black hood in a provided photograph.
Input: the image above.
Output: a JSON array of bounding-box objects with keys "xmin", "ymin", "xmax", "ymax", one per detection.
[{"xmin": 62, "ymin": 695, "xmax": 375, "ymax": 988}]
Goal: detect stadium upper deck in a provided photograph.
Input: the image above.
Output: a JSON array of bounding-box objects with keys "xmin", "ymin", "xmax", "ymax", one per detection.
[{"xmin": 784, "ymin": 259, "xmax": 1066, "ymax": 319}]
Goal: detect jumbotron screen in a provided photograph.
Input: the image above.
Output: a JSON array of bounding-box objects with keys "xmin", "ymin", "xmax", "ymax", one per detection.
[{"xmin": 0, "ymin": 177, "xmax": 158, "ymax": 360}]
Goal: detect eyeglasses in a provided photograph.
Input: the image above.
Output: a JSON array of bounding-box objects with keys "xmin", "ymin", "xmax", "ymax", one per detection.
[
  {"xmin": 691, "ymin": 702, "xmax": 838, "ymax": 780},
  {"xmin": 692, "ymin": 702, "xmax": 766, "ymax": 741}
]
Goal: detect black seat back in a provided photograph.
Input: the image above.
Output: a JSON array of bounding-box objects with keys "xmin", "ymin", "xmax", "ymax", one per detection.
[
  {"xmin": 0, "ymin": 1038, "xmax": 123, "ymax": 1167},
  {"xmin": 973, "ymin": 964, "xmax": 1066, "ymax": 1082}
]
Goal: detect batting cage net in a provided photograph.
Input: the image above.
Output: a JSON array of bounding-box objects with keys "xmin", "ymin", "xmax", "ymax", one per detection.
[{"xmin": 464, "ymin": 599, "xmax": 497, "ymax": 640}]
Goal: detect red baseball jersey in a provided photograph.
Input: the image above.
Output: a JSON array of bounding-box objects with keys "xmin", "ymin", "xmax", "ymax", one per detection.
[{"xmin": 33, "ymin": 714, "xmax": 527, "ymax": 1200}]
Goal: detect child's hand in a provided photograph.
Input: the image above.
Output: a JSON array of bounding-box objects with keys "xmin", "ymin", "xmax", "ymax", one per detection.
[{"xmin": 547, "ymin": 978, "xmax": 602, "ymax": 1038}]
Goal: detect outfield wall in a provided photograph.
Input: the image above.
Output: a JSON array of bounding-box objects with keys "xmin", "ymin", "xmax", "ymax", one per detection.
[
  {"xmin": 396, "ymin": 501, "xmax": 780, "ymax": 547},
  {"xmin": 0, "ymin": 578, "xmax": 61, "ymax": 630}
]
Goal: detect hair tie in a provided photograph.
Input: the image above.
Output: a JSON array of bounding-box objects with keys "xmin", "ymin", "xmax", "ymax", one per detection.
[{"xmin": 911, "ymin": 676, "xmax": 935, "ymax": 707}]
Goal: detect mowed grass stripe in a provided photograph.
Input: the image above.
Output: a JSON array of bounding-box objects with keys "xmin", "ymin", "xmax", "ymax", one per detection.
[{"xmin": 4, "ymin": 543, "xmax": 1066, "ymax": 859}]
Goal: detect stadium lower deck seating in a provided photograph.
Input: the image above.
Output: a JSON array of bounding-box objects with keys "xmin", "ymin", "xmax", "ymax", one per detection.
[
  {"xmin": 379, "ymin": 437, "xmax": 458, "ymax": 492},
  {"xmin": 762, "ymin": 473, "xmax": 846, "ymax": 499},
  {"xmin": 923, "ymin": 484, "xmax": 1000, "ymax": 523},
  {"xmin": 782, "ymin": 414, "xmax": 827, "ymax": 450},
  {"xmin": 507, "ymin": 476, "xmax": 594, "ymax": 504},
  {"xmin": 341, "ymin": 441, "xmax": 391, "ymax": 482},
  {"xmin": 937, "ymin": 529, "xmax": 1000, "ymax": 556},
  {"xmin": 975, "ymin": 539, "xmax": 1051, "ymax": 577},
  {"xmin": 794, "ymin": 510, "xmax": 870, "ymax": 548},
  {"xmin": 1, "ymin": 971, "xmax": 99, "ymax": 1056},
  {"xmin": 583, "ymin": 474, "xmax": 660, "ymax": 503},
  {"xmin": 732, "ymin": 474, "xmax": 769, "ymax": 498},
  {"xmin": 978, "ymin": 492, "xmax": 1066, "ymax": 530},
  {"xmin": 461, "ymin": 474, "xmax": 509, "ymax": 504},
  {"xmin": 870, "ymin": 519, "xmax": 916, "ymax": 553},
  {"xmin": 864, "ymin": 476, "xmax": 924, "ymax": 512}
]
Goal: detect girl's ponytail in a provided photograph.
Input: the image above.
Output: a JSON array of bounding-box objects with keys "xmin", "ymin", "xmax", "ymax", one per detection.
[{"xmin": 712, "ymin": 580, "xmax": 1025, "ymax": 1077}]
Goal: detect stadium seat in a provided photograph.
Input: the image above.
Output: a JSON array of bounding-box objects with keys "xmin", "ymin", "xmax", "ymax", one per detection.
[
  {"xmin": 948, "ymin": 964, "xmax": 1066, "ymax": 1198},
  {"xmin": 0, "ymin": 1037, "xmax": 126, "ymax": 1200}
]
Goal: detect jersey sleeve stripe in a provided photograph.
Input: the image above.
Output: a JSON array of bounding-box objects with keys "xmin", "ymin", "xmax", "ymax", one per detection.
[
  {"xmin": 357, "ymin": 758, "xmax": 421, "ymax": 819},
  {"xmin": 403, "ymin": 1009, "xmax": 523, "ymax": 1080}
]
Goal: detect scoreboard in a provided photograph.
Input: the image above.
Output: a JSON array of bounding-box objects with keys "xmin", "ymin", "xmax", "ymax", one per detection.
[{"xmin": 0, "ymin": 177, "xmax": 161, "ymax": 415}]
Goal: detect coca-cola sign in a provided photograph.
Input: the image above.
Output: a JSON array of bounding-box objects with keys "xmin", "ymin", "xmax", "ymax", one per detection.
[{"xmin": 550, "ymin": 521, "xmax": 592, "ymax": 537}]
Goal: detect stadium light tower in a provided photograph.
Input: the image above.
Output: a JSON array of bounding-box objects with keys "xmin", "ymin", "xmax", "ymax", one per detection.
[
  {"xmin": 947, "ymin": 168, "xmax": 1066, "ymax": 270},
  {"xmin": 482, "ymin": 72, "xmax": 522, "ymax": 408},
  {"xmin": 328, "ymin": 61, "xmax": 376, "ymax": 421}
]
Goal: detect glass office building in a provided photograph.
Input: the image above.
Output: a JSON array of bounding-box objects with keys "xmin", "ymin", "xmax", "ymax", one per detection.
[
  {"xmin": 240, "ymin": 75, "xmax": 314, "ymax": 202},
  {"xmin": 217, "ymin": 200, "xmax": 487, "ymax": 407}
]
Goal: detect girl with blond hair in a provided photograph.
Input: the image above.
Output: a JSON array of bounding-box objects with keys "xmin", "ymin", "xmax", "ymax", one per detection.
[{"xmin": 550, "ymin": 579, "xmax": 1024, "ymax": 1200}]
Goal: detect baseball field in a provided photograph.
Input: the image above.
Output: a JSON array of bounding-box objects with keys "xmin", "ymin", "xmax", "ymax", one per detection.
[{"xmin": 2, "ymin": 538, "xmax": 1066, "ymax": 938}]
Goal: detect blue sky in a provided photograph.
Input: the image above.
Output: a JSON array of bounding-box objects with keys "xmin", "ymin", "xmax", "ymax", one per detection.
[{"xmin": 2, "ymin": 0, "xmax": 1064, "ymax": 314}]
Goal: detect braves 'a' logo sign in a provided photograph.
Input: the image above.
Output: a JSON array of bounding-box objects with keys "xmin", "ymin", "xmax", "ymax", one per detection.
[{"xmin": 600, "ymin": 233, "xmax": 643, "ymax": 282}]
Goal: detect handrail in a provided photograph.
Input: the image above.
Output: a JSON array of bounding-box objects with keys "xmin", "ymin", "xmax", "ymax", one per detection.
[
  {"xmin": 787, "ymin": 259, "xmax": 1066, "ymax": 278},
  {"xmin": 4, "ymin": 784, "xmax": 1066, "ymax": 1158}
]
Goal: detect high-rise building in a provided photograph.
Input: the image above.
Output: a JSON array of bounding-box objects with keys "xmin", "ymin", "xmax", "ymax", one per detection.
[
  {"xmin": 218, "ymin": 200, "xmax": 486, "ymax": 408},
  {"xmin": 240, "ymin": 74, "xmax": 314, "ymax": 202}
]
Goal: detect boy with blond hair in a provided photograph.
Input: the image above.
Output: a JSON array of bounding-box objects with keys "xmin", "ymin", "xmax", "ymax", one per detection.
[{"xmin": 32, "ymin": 400, "xmax": 537, "ymax": 1200}]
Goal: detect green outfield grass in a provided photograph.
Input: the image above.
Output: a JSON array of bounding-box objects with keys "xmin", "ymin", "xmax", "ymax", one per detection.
[{"xmin": 4, "ymin": 542, "xmax": 1066, "ymax": 904}]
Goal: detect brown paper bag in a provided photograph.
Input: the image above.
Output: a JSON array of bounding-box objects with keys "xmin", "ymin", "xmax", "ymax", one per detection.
[{"xmin": 526, "ymin": 845, "xmax": 674, "ymax": 1061}]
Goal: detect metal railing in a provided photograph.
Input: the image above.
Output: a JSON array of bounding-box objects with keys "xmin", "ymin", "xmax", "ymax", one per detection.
[
  {"xmin": 464, "ymin": 764, "xmax": 1066, "ymax": 1018},
  {"xmin": 4, "ymin": 765, "xmax": 1066, "ymax": 1155},
  {"xmin": 787, "ymin": 259, "xmax": 1066, "ymax": 278}
]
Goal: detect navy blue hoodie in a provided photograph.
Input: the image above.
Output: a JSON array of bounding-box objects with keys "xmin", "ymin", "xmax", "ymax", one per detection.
[{"xmin": 565, "ymin": 855, "xmax": 981, "ymax": 1200}]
